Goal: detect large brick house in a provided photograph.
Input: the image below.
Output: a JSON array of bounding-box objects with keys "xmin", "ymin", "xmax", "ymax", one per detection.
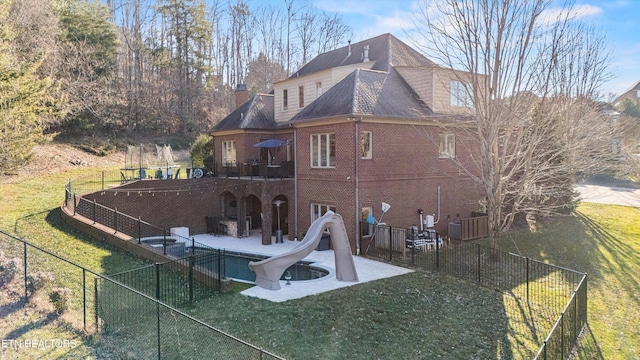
[{"xmin": 211, "ymin": 33, "xmax": 484, "ymax": 254}]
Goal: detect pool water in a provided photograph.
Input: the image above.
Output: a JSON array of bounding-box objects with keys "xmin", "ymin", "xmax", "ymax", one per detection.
[
  {"xmin": 192, "ymin": 248, "xmax": 328, "ymax": 284},
  {"xmin": 224, "ymin": 252, "xmax": 328, "ymax": 283}
]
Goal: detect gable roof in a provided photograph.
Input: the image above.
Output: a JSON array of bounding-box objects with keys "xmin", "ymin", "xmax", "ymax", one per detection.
[
  {"xmin": 212, "ymin": 93, "xmax": 275, "ymax": 131},
  {"xmin": 289, "ymin": 68, "xmax": 433, "ymax": 122},
  {"xmin": 291, "ymin": 33, "xmax": 433, "ymax": 77},
  {"xmin": 625, "ymin": 80, "xmax": 640, "ymax": 93}
]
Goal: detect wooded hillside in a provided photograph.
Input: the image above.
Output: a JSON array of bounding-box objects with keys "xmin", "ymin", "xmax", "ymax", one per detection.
[{"xmin": 1, "ymin": 0, "xmax": 351, "ymax": 172}]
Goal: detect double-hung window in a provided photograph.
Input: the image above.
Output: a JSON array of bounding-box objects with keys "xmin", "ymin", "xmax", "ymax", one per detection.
[
  {"xmin": 310, "ymin": 133, "xmax": 335, "ymax": 168},
  {"xmin": 222, "ymin": 140, "xmax": 236, "ymax": 166},
  {"xmin": 439, "ymin": 134, "xmax": 455, "ymax": 158},
  {"xmin": 283, "ymin": 89, "xmax": 288, "ymax": 110},
  {"xmin": 450, "ymin": 80, "xmax": 472, "ymax": 107},
  {"xmin": 311, "ymin": 203, "xmax": 336, "ymax": 222},
  {"xmin": 360, "ymin": 131, "xmax": 372, "ymax": 159},
  {"xmin": 298, "ymin": 86, "xmax": 304, "ymax": 108}
]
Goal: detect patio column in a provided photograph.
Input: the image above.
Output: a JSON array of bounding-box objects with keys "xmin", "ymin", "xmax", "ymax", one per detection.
[{"xmin": 237, "ymin": 197, "xmax": 247, "ymax": 238}]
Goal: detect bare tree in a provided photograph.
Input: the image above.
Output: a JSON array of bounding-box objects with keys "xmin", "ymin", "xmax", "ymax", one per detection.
[
  {"xmin": 410, "ymin": 0, "xmax": 613, "ymax": 246},
  {"xmin": 316, "ymin": 12, "xmax": 352, "ymax": 55},
  {"xmin": 296, "ymin": 8, "xmax": 317, "ymax": 66}
]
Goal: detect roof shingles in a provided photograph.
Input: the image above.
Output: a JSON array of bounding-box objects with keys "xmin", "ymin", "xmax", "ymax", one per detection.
[
  {"xmin": 290, "ymin": 68, "xmax": 432, "ymax": 122},
  {"xmin": 212, "ymin": 94, "xmax": 275, "ymax": 131}
]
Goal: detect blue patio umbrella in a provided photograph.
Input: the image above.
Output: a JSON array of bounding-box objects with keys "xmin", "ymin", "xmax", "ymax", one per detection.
[{"xmin": 253, "ymin": 139, "xmax": 285, "ymax": 148}]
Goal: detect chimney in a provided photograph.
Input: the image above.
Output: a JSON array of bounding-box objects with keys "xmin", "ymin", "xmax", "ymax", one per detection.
[
  {"xmin": 347, "ymin": 40, "xmax": 352, "ymax": 57},
  {"xmin": 235, "ymin": 84, "xmax": 248, "ymax": 108},
  {"xmin": 363, "ymin": 44, "xmax": 370, "ymax": 62}
]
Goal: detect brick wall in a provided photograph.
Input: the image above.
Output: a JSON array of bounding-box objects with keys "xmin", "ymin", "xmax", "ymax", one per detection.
[
  {"xmin": 294, "ymin": 119, "xmax": 483, "ymax": 252},
  {"xmin": 82, "ymin": 178, "xmax": 294, "ymax": 245}
]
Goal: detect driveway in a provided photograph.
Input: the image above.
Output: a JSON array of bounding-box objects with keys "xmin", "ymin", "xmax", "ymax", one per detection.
[{"xmin": 576, "ymin": 179, "xmax": 640, "ymax": 208}]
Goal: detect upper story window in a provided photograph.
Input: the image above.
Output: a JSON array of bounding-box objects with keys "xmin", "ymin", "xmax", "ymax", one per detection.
[
  {"xmin": 298, "ymin": 86, "xmax": 305, "ymax": 108},
  {"xmin": 283, "ymin": 89, "xmax": 288, "ymax": 110},
  {"xmin": 222, "ymin": 140, "xmax": 237, "ymax": 166},
  {"xmin": 315, "ymin": 82, "xmax": 322, "ymax": 98},
  {"xmin": 450, "ymin": 80, "xmax": 473, "ymax": 107},
  {"xmin": 310, "ymin": 133, "xmax": 335, "ymax": 168},
  {"xmin": 439, "ymin": 134, "xmax": 456, "ymax": 158},
  {"xmin": 360, "ymin": 131, "xmax": 372, "ymax": 159}
]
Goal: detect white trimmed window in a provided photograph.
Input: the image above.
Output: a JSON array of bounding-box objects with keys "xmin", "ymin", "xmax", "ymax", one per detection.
[
  {"xmin": 283, "ymin": 89, "xmax": 288, "ymax": 110},
  {"xmin": 310, "ymin": 133, "xmax": 335, "ymax": 168},
  {"xmin": 311, "ymin": 203, "xmax": 336, "ymax": 222},
  {"xmin": 315, "ymin": 82, "xmax": 322, "ymax": 98},
  {"xmin": 222, "ymin": 140, "xmax": 236, "ymax": 166},
  {"xmin": 298, "ymin": 86, "xmax": 304, "ymax": 108},
  {"xmin": 360, "ymin": 131, "xmax": 372, "ymax": 159},
  {"xmin": 439, "ymin": 134, "xmax": 455, "ymax": 158},
  {"xmin": 450, "ymin": 80, "xmax": 472, "ymax": 107}
]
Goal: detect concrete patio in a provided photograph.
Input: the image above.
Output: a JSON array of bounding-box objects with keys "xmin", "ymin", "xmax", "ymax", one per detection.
[{"xmin": 190, "ymin": 232, "xmax": 414, "ymax": 303}]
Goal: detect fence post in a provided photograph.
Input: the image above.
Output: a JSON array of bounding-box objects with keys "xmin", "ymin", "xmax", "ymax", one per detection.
[
  {"xmin": 93, "ymin": 199, "xmax": 96, "ymax": 224},
  {"xmin": 477, "ymin": 243, "xmax": 481, "ymax": 283},
  {"xmin": 138, "ymin": 217, "xmax": 142, "ymax": 244},
  {"xmin": 189, "ymin": 255, "xmax": 194, "ymax": 304},
  {"xmin": 435, "ymin": 234, "xmax": 440, "ymax": 270},
  {"xmin": 155, "ymin": 263, "xmax": 161, "ymax": 300},
  {"xmin": 163, "ymin": 228, "xmax": 167, "ymax": 255},
  {"xmin": 102, "ymin": 171, "xmax": 105, "ymax": 191},
  {"xmin": 410, "ymin": 243, "xmax": 415, "ymax": 266},
  {"xmin": 560, "ymin": 312, "xmax": 565, "ymax": 358},
  {"xmin": 73, "ymin": 193, "xmax": 77, "ymax": 216},
  {"xmin": 218, "ymin": 249, "xmax": 222, "ymax": 291},
  {"xmin": 113, "ymin": 208, "xmax": 118, "ymax": 234},
  {"xmin": 388, "ymin": 228, "xmax": 393, "ymax": 262},
  {"xmin": 23, "ymin": 242, "xmax": 28, "ymax": 302},
  {"xmin": 156, "ymin": 300, "xmax": 162, "ymax": 360},
  {"xmin": 83, "ymin": 269, "xmax": 87, "ymax": 330},
  {"xmin": 526, "ymin": 257, "xmax": 530, "ymax": 304},
  {"xmin": 94, "ymin": 278, "xmax": 99, "ymax": 333}
]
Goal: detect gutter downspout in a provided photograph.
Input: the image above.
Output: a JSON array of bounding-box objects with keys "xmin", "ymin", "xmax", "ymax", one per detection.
[
  {"xmin": 434, "ymin": 186, "xmax": 441, "ymax": 224},
  {"xmin": 355, "ymin": 120, "xmax": 360, "ymax": 255},
  {"xmin": 294, "ymin": 129, "xmax": 298, "ymax": 240}
]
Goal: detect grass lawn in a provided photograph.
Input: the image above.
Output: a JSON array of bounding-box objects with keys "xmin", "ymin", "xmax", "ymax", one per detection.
[
  {"xmin": 2, "ymin": 161, "xmax": 639, "ymax": 359},
  {"xmin": 485, "ymin": 203, "xmax": 640, "ymax": 360}
]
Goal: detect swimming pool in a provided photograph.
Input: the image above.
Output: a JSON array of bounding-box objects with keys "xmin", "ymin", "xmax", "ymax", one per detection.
[
  {"xmin": 192, "ymin": 248, "xmax": 329, "ymax": 284},
  {"xmin": 225, "ymin": 251, "xmax": 328, "ymax": 283}
]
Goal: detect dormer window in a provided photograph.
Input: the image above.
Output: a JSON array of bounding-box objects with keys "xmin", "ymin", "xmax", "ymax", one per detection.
[
  {"xmin": 316, "ymin": 82, "xmax": 322, "ymax": 98},
  {"xmin": 450, "ymin": 80, "xmax": 472, "ymax": 107}
]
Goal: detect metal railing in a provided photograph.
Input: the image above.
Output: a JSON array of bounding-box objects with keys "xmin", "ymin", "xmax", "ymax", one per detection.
[
  {"xmin": 107, "ymin": 251, "xmax": 225, "ymax": 308},
  {"xmin": 66, "ymin": 188, "xmax": 221, "ymax": 259},
  {"xmin": 364, "ymin": 226, "xmax": 587, "ymax": 359},
  {"xmin": 0, "ymin": 230, "xmax": 283, "ymax": 359}
]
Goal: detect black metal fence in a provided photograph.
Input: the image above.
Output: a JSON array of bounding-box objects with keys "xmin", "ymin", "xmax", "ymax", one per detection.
[
  {"xmin": 66, "ymin": 186, "xmax": 221, "ymax": 259},
  {"xmin": 364, "ymin": 225, "xmax": 587, "ymax": 360},
  {"xmin": 107, "ymin": 251, "xmax": 225, "ymax": 308},
  {"xmin": 0, "ymin": 230, "xmax": 284, "ymax": 360}
]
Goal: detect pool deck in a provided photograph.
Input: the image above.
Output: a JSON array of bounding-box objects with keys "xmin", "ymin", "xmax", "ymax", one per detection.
[{"xmin": 190, "ymin": 232, "xmax": 413, "ymax": 303}]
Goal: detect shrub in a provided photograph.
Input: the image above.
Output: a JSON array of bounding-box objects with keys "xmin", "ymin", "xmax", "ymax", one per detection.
[
  {"xmin": 49, "ymin": 287, "xmax": 72, "ymax": 314},
  {"xmin": 190, "ymin": 134, "xmax": 213, "ymax": 167},
  {"xmin": 0, "ymin": 251, "xmax": 19, "ymax": 287},
  {"xmin": 26, "ymin": 271, "xmax": 55, "ymax": 294}
]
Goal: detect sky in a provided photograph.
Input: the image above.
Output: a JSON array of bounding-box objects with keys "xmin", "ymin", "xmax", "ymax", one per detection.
[{"xmin": 309, "ymin": 0, "xmax": 640, "ymax": 98}]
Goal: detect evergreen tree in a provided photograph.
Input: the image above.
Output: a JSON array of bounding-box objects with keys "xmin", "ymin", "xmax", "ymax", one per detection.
[{"xmin": 0, "ymin": 1, "xmax": 58, "ymax": 174}]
